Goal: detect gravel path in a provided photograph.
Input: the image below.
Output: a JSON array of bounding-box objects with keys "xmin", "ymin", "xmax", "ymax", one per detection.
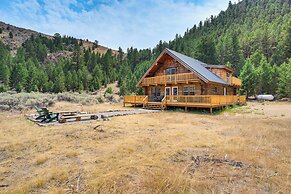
[{"xmin": 98, "ymin": 109, "xmax": 161, "ymax": 118}]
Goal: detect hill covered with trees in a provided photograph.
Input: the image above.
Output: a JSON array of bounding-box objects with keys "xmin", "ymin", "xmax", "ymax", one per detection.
[
  {"xmin": 0, "ymin": 0, "xmax": 290, "ymax": 98},
  {"xmin": 132, "ymin": 0, "xmax": 291, "ymax": 98}
]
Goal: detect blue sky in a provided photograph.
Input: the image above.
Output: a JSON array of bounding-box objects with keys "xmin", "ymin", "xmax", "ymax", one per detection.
[{"xmin": 0, "ymin": 0, "xmax": 230, "ymax": 50}]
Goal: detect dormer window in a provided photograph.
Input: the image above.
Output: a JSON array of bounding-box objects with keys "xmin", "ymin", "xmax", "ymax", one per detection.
[{"xmin": 166, "ymin": 68, "xmax": 177, "ymax": 75}]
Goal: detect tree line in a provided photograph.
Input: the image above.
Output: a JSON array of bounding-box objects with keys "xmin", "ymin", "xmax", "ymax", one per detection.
[
  {"xmin": 0, "ymin": 35, "xmax": 153, "ymax": 95},
  {"xmin": 239, "ymin": 50, "xmax": 290, "ymax": 98}
]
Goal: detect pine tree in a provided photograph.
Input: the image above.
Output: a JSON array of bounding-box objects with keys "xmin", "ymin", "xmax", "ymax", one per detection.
[
  {"xmin": 257, "ymin": 56, "xmax": 273, "ymax": 94},
  {"xmin": 249, "ymin": 50, "xmax": 264, "ymax": 67},
  {"xmin": 277, "ymin": 59, "xmax": 291, "ymax": 98},
  {"xmin": 53, "ymin": 68, "xmax": 66, "ymax": 93},
  {"xmin": 65, "ymin": 71, "xmax": 73, "ymax": 91},
  {"xmin": 91, "ymin": 64, "xmax": 103, "ymax": 90},
  {"xmin": 26, "ymin": 60, "xmax": 39, "ymax": 92},
  {"xmin": 80, "ymin": 65, "xmax": 90, "ymax": 91},
  {"xmin": 38, "ymin": 70, "xmax": 49, "ymax": 92},
  {"xmin": 10, "ymin": 63, "xmax": 28, "ymax": 91},
  {"xmin": 239, "ymin": 59, "xmax": 257, "ymax": 97},
  {"xmin": 0, "ymin": 57, "xmax": 10, "ymax": 86},
  {"xmin": 283, "ymin": 18, "xmax": 291, "ymax": 61},
  {"xmin": 71, "ymin": 71, "xmax": 79, "ymax": 92},
  {"xmin": 194, "ymin": 36, "xmax": 217, "ymax": 64}
]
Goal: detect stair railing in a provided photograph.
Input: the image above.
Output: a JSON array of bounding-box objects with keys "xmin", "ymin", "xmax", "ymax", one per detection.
[
  {"xmin": 161, "ymin": 96, "xmax": 167, "ymax": 110},
  {"xmin": 142, "ymin": 96, "xmax": 148, "ymax": 108}
]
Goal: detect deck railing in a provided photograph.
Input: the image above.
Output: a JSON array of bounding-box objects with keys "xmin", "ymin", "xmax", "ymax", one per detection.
[
  {"xmin": 123, "ymin": 95, "xmax": 147, "ymax": 104},
  {"xmin": 231, "ymin": 76, "xmax": 242, "ymax": 86},
  {"xmin": 166, "ymin": 95, "xmax": 246, "ymax": 105},
  {"xmin": 124, "ymin": 95, "xmax": 247, "ymax": 107},
  {"xmin": 140, "ymin": 72, "xmax": 199, "ymax": 86},
  {"xmin": 166, "ymin": 95, "xmax": 211, "ymax": 104}
]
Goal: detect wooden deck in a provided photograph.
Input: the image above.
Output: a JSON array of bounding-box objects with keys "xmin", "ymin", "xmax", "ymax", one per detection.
[{"xmin": 124, "ymin": 95, "xmax": 246, "ymax": 113}]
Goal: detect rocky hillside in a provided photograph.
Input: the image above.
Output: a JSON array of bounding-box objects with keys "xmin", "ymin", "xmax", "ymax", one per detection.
[
  {"xmin": 0, "ymin": 21, "xmax": 118, "ymax": 56},
  {"xmin": 0, "ymin": 21, "xmax": 49, "ymax": 55}
]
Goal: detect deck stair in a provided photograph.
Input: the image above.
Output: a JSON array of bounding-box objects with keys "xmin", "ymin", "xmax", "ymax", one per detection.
[{"xmin": 144, "ymin": 102, "xmax": 163, "ymax": 110}]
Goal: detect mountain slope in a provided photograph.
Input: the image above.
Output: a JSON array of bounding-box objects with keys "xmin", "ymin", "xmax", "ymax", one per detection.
[
  {"xmin": 0, "ymin": 21, "xmax": 118, "ymax": 56},
  {"xmin": 152, "ymin": 0, "xmax": 290, "ymax": 74}
]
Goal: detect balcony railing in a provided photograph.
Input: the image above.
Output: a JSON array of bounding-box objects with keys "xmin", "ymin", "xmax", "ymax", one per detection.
[
  {"xmin": 231, "ymin": 77, "xmax": 242, "ymax": 86},
  {"xmin": 140, "ymin": 72, "xmax": 199, "ymax": 86}
]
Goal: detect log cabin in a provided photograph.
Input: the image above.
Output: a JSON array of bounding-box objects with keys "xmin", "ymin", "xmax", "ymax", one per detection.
[{"xmin": 124, "ymin": 48, "xmax": 246, "ymax": 113}]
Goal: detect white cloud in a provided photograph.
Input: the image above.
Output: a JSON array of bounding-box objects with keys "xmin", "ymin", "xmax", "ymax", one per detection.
[{"xmin": 0, "ymin": 0, "xmax": 229, "ymax": 50}]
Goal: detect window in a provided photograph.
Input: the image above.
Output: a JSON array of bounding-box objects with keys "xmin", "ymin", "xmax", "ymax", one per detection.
[
  {"xmin": 165, "ymin": 87, "xmax": 170, "ymax": 96},
  {"xmin": 151, "ymin": 87, "xmax": 161, "ymax": 97},
  {"xmin": 172, "ymin": 87, "xmax": 178, "ymax": 95},
  {"xmin": 189, "ymin": 86, "xmax": 195, "ymax": 95},
  {"xmin": 156, "ymin": 87, "xmax": 161, "ymax": 96},
  {"xmin": 183, "ymin": 85, "xmax": 195, "ymax": 95},
  {"xmin": 183, "ymin": 86, "xmax": 188, "ymax": 95},
  {"xmin": 151, "ymin": 87, "xmax": 156, "ymax": 96},
  {"xmin": 212, "ymin": 87, "xmax": 218, "ymax": 94},
  {"xmin": 166, "ymin": 68, "xmax": 177, "ymax": 75}
]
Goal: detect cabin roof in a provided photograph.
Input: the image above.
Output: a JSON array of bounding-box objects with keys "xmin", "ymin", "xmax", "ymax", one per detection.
[
  {"xmin": 164, "ymin": 48, "xmax": 229, "ymax": 85},
  {"xmin": 137, "ymin": 48, "xmax": 230, "ymax": 87}
]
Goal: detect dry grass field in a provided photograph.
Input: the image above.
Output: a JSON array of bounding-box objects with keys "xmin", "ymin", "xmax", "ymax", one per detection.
[{"xmin": 0, "ymin": 101, "xmax": 290, "ymax": 193}]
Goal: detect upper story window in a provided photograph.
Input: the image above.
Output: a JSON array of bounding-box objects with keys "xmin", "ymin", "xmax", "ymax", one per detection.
[{"xmin": 166, "ymin": 68, "xmax": 177, "ymax": 75}]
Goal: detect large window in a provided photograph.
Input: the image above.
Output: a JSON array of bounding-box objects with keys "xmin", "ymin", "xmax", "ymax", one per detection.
[
  {"xmin": 166, "ymin": 68, "xmax": 177, "ymax": 75},
  {"xmin": 183, "ymin": 85, "xmax": 195, "ymax": 95}
]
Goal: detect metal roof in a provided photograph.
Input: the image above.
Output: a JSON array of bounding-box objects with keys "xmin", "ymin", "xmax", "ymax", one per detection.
[{"xmin": 165, "ymin": 48, "xmax": 229, "ymax": 85}]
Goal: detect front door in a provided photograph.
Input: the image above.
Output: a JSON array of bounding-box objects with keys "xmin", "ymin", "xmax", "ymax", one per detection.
[{"xmin": 172, "ymin": 86, "xmax": 178, "ymax": 101}]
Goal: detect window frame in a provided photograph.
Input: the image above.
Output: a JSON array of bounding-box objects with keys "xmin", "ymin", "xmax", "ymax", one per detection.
[{"xmin": 166, "ymin": 68, "xmax": 177, "ymax": 75}]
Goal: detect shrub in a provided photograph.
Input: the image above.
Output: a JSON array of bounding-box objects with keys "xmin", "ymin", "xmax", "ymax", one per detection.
[
  {"xmin": 105, "ymin": 87, "xmax": 113, "ymax": 95},
  {"xmin": 9, "ymin": 31, "xmax": 13, "ymax": 39},
  {"xmin": 0, "ymin": 91, "xmax": 119, "ymax": 111},
  {"xmin": 0, "ymin": 85, "xmax": 7, "ymax": 93}
]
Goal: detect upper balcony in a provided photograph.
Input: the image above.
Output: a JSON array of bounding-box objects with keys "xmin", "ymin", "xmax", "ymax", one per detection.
[
  {"xmin": 139, "ymin": 72, "xmax": 242, "ymax": 87},
  {"xmin": 140, "ymin": 72, "xmax": 199, "ymax": 86}
]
